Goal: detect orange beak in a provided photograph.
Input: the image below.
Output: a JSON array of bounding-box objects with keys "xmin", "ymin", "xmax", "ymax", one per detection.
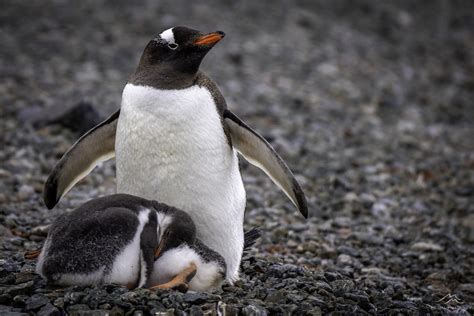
[
  {"xmin": 155, "ymin": 239, "xmax": 165, "ymax": 259},
  {"xmin": 193, "ymin": 31, "xmax": 225, "ymax": 45}
]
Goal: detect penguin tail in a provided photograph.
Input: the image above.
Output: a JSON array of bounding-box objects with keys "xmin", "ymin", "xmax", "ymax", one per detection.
[{"xmin": 243, "ymin": 227, "xmax": 261, "ymax": 251}]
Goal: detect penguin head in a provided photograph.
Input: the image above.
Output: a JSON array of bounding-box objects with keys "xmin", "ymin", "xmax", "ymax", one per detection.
[
  {"xmin": 156, "ymin": 209, "xmax": 196, "ymax": 258},
  {"xmin": 136, "ymin": 26, "xmax": 225, "ymax": 84}
]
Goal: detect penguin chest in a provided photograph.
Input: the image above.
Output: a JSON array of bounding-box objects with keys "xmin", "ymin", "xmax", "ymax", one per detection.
[{"xmin": 116, "ymin": 84, "xmax": 243, "ymax": 210}]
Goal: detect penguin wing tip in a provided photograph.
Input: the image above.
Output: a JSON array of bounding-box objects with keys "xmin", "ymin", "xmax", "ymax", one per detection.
[
  {"xmin": 296, "ymin": 204, "xmax": 308, "ymax": 219},
  {"xmin": 44, "ymin": 199, "xmax": 57, "ymax": 210},
  {"xmin": 298, "ymin": 197, "xmax": 309, "ymax": 219},
  {"xmin": 43, "ymin": 192, "xmax": 58, "ymax": 210},
  {"xmin": 43, "ymin": 176, "xmax": 59, "ymax": 209},
  {"xmin": 292, "ymin": 184, "xmax": 309, "ymax": 219}
]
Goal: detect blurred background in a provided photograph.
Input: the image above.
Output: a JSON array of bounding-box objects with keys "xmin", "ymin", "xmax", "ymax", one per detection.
[{"xmin": 0, "ymin": 0, "xmax": 473, "ymax": 314}]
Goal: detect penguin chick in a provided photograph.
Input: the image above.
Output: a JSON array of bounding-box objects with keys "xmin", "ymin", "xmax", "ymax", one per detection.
[
  {"xmin": 143, "ymin": 201, "xmax": 226, "ymax": 292},
  {"xmin": 150, "ymin": 239, "xmax": 226, "ymax": 292},
  {"xmin": 149, "ymin": 228, "xmax": 260, "ymax": 292},
  {"xmin": 36, "ymin": 194, "xmax": 197, "ymax": 289}
]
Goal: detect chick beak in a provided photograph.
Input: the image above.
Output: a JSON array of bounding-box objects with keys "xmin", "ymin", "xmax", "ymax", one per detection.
[{"xmin": 154, "ymin": 239, "xmax": 165, "ymax": 259}]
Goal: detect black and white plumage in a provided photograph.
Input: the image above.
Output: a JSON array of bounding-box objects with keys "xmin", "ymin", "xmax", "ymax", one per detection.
[
  {"xmin": 36, "ymin": 194, "xmax": 227, "ymax": 291},
  {"xmin": 43, "ymin": 26, "xmax": 308, "ymax": 282}
]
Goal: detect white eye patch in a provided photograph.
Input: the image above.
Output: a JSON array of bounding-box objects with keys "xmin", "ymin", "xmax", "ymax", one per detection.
[{"xmin": 159, "ymin": 28, "xmax": 176, "ymax": 45}]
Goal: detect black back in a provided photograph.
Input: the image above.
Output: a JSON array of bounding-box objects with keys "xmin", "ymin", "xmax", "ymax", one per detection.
[
  {"xmin": 42, "ymin": 206, "xmax": 139, "ymax": 279},
  {"xmin": 41, "ymin": 194, "xmax": 169, "ymax": 280}
]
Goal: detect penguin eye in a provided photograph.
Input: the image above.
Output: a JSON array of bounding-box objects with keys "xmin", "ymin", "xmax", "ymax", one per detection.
[{"xmin": 168, "ymin": 43, "xmax": 178, "ymax": 50}]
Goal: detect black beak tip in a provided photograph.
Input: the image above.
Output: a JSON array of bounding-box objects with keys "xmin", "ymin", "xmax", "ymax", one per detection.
[{"xmin": 217, "ymin": 31, "xmax": 225, "ymax": 38}]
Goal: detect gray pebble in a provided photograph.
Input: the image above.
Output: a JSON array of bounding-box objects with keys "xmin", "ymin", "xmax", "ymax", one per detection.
[
  {"xmin": 264, "ymin": 290, "xmax": 285, "ymax": 304},
  {"xmin": 37, "ymin": 303, "xmax": 60, "ymax": 316},
  {"xmin": 241, "ymin": 304, "xmax": 267, "ymax": 316},
  {"xmin": 183, "ymin": 292, "xmax": 208, "ymax": 304},
  {"xmin": 25, "ymin": 294, "xmax": 49, "ymax": 310},
  {"xmin": 5, "ymin": 282, "xmax": 34, "ymax": 297}
]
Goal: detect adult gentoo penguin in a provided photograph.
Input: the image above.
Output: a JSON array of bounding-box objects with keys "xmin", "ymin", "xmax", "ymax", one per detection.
[
  {"xmin": 43, "ymin": 26, "xmax": 308, "ymax": 282},
  {"xmin": 36, "ymin": 194, "xmax": 227, "ymax": 292}
]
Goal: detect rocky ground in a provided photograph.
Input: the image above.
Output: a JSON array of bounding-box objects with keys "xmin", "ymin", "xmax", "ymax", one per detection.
[{"xmin": 1, "ymin": 0, "xmax": 473, "ymax": 315}]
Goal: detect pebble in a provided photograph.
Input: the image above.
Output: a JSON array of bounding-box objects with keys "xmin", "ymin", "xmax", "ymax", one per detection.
[
  {"xmin": 411, "ymin": 242, "xmax": 443, "ymax": 252},
  {"xmin": 265, "ymin": 290, "xmax": 285, "ymax": 303},
  {"xmin": 37, "ymin": 304, "xmax": 60, "ymax": 316},
  {"xmin": 53, "ymin": 298, "xmax": 64, "ymax": 309},
  {"xmin": 242, "ymin": 305, "xmax": 267, "ymax": 316},
  {"xmin": 67, "ymin": 304, "xmax": 91, "ymax": 312},
  {"xmin": 31, "ymin": 225, "xmax": 50, "ymax": 236},
  {"xmin": 337, "ymin": 254, "xmax": 353, "ymax": 265},
  {"xmin": 5, "ymin": 282, "xmax": 34, "ymax": 297},
  {"xmin": 458, "ymin": 284, "xmax": 474, "ymax": 294},
  {"xmin": 183, "ymin": 292, "xmax": 208, "ymax": 304},
  {"xmin": 15, "ymin": 272, "xmax": 36, "ymax": 284},
  {"xmin": 25, "ymin": 294, "xmax": 49, "ymax": 311},
  {"xmin": 17, "ymin": 185, "xmax": 34, "ymax": 201}
]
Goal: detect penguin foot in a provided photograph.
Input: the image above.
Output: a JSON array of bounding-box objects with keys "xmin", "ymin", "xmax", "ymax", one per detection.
[
  {"xmin": 149, "ymin": 262, "xmax": 197, "ymax": 292},
  {"xmin": 24, "ymin": 249, "xmax": 41, "ymax": 260},
  {"xmin": 174, "ymin": 283, "xmax": 189, "ymax": 293}
]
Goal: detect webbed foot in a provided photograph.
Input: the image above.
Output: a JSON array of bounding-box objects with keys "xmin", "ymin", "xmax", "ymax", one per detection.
[{"xmin": 149, "ymin": 262, "xmax": 197, "ymax": 293}]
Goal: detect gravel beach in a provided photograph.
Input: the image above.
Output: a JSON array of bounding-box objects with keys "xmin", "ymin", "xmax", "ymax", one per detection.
[{"xmin": 1, "ymin": 0, "xmax": 473, "ymax": 315}]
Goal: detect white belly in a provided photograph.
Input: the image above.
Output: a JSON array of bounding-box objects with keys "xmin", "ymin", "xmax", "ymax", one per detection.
[{"xmin": 116, "ymin": 84, "xmax": 246, "ymax": 281}]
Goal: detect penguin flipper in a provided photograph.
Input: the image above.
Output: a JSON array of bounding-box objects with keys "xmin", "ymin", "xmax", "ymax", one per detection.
[
  {"xmin": 43, "ymin": 110, "xmax": 120, "ymax": 209},
  {"xmin": 224, "ymin": 110, "xmax": 308, "ymax": 218}
]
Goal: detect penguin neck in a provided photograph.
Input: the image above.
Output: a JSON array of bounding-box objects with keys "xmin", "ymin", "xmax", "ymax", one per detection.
[{"xmin": 129, "ymin": 59, "xmax": 200, "ymax": 90}]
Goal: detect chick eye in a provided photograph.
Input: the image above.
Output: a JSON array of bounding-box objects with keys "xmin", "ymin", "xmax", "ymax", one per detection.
[{"xmin": 168, "ymin": 43, "xmax": 178, "ymax": 50}]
